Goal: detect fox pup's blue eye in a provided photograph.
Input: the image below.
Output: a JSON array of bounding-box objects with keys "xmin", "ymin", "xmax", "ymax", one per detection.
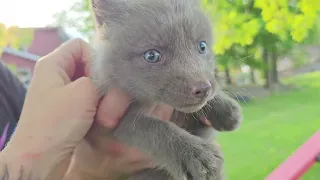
[
  {"xmin": 143, "ymin": 50, "xmax": 161, "ymax": 63},
  {"xmin": 198, "ymin": 41, "xmax": 207, "ymax": 54}
]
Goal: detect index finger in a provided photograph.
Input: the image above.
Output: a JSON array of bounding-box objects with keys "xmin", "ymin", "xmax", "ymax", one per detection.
[
  {"xmin": 33, "ymin": 38, "xmax": 92, "ymax": 88},
  {"xmin": 50, "ymin": 38, "xmax": 92, "ymax": 78}
]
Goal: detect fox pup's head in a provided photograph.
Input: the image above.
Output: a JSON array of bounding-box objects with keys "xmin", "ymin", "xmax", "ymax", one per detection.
[{"xmin": 91, "ymin": 0, "xmax": 218, "ymax": 113}]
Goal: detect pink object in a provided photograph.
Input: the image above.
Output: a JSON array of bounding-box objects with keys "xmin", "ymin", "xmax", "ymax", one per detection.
[
  {"xmin": 266, "ymin": 130, "xmax": 320, "ymax": 180},
  {"xmin": 0, "ymin": 123, "xmax": 9, "ymax": 150}
]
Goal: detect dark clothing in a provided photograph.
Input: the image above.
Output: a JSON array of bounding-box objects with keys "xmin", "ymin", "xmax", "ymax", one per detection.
[{"xmin": 0, "ymin": 61, "xmax": 26, "ymax": 150}]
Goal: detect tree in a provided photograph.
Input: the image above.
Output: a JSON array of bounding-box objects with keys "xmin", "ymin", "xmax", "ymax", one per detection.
[
  {"xmin": 0, "ymin": 23, "xmax": 33, "ymax": 53},
  {"xmin": 203, "ymin": 0, "xmax": 320, "ymax": 88},
  {"xmin": 52, "ymin": 0, "xmax": 94, "ymax": 41}
]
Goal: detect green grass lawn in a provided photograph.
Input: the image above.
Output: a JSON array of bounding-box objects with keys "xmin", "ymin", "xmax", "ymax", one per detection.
[{"xmin": 218, "ymin": 72, "xmax": 320, "ymax": 180}]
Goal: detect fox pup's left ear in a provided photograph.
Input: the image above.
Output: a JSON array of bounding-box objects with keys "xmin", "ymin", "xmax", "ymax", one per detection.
[{"xmin": 90, "ymin": 0, "xmax": 132, "ymax": 28}]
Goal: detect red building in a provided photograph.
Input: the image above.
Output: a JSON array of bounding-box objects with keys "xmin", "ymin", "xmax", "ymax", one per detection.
[{"xmin": 0, "ymin": 26, "xmax": 70, "ymax": 86}]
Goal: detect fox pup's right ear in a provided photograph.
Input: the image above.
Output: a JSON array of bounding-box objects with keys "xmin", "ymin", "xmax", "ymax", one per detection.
[{"xmin": 90, "ymin": 0, "xmax": 131, "ymax": 28}]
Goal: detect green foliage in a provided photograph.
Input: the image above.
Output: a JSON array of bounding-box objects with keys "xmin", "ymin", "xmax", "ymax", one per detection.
[
  {"xmin": 52, "ymin": 0, "xmax": 94, "ymax": 40},
  {"xmin": 255, "ymin": 0, "xmax": 320, "ymax": 42},
  {"xmin": 201, "ymin": 0, "xmax": 320, "ymax": 86},
  {"xmin": 0, "ymin": 23, "xmax": 34, "ymax": 52},
  {"xmin": 70, "ymin": 0, "xmax": 94, "ymax": 37},
  {"xmin": 207, "ymin": 0, "xmax": 320, "ymax": 56}
]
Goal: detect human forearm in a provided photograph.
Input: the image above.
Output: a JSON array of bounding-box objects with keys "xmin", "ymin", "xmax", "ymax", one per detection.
[
  {"xmin": 0, "ymin": 151, "xmax": 71, "ymax": 180},
  {"xmin": 0, "ymin": 161, "xmax": 71, "ymax": 180},
  {"xmin": 0, "ymin": 160, "xmax": 40, "ymax": 180}
]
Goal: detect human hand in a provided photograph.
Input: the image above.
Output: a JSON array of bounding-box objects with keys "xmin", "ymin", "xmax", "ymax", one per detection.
[
  {"xmin": 0, "ymin": 38, "xmax": 99, "ymax": 180},
  {"xmin": 66, "ymin": 89, "xmax": 174, "ymax": 180},
  {"xmin": 0, "ymin": 38, "xmax": 174, "ymax": 180}
]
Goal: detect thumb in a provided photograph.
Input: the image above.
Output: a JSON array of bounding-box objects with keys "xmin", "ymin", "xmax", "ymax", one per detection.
[
  {"xmin": 55, "ymin": 77, "xmax": 99, "ymax": 143},
  {"xmin": 64, "ymin": 77, "xmax": 99, "ymax": 119},
  {"xmin": 67, "ymin": 77, "xmax": 98, "ymax": 101}
]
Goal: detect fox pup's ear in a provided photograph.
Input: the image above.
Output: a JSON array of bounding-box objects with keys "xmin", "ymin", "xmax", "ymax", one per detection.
[{"xmin": 90, "ymin": 0, "xmax": 131, "ymax": 28}]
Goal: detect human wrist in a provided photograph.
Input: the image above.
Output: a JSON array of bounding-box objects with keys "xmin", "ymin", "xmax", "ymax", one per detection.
[
  {"xmin": 0, "ymin": 152, "xmax": 41, "ymax": 179},
  {"xmin": 0, "ymin": 146, "xmax": 72, "ymax": 180}
]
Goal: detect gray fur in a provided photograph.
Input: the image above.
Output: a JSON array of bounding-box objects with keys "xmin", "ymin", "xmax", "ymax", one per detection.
[{"xmin": 89, "ymin": 0, "xmax": 243, "ymax": 179}]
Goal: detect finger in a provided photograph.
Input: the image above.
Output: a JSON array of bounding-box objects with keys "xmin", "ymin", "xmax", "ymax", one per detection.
[
  {"xmin": 71, "ymin": 61, "xmax": 87, "ymax": 81},
  {"xmin": 101, "ymin": 147, "xmax": 154, "ymax": 174},
  {"xmin": 44, "ymin": 38, "xmax": 92, "ymax": 78},
  {"xmin": 105, "ymin": 141, "xmax": 126, "ymax": 157},
  {"xmin": 32, "ymin": 38, "xmax": 92, "ymax": 89},
  {"xmin": 66, "ymin": 76, "xmax": 98, "ymax": 100},
  {"xmin": 64, "ymin": 77, "xmax": 99, "ymax": 115},
  {"xmin": 121, "ymin": 160, "xmax": 155, "ymax": 174},
  {"xmin": 123, "ymin": 147, "xmax": 154, "ymax": 169},
  {"xmin": 96, "ymin": 88, "xmax": 131, "ymax": 128},
  {"xmin": 151, "ymin": 104, "xmax": 174, "ymax": 121},
  {"xmin": 85, "ymin": 123, "xmax": 124, "ymax": 153},
  {"xmin": 127, "ymin": 160, "xmax": 155, "ymax": 171}
]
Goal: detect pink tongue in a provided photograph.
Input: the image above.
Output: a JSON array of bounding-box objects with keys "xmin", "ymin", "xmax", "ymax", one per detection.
[{"xmin": 199, "ymin": 116, "xmax": 212, "ymax": 126}]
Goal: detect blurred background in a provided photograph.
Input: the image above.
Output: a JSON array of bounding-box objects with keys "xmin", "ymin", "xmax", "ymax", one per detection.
[{"xmin": 0, "ymin": 0, "xmax": 319, "ymax": 179}]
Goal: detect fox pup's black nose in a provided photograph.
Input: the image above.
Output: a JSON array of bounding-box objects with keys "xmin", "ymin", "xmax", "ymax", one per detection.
[{"xmin": 191, "ymin": 81, "xmax": 212, "ymax": 98}]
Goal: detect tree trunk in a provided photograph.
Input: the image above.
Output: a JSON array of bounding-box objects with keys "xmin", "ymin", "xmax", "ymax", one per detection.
[
  {"xmin": 214, "ymin": 67, "xmax": 219, "ymax": 79},
  {"xmin": 250, "ymin": 67, "xmax": 256, "ymax": 84},
  {"xmin": 214, "ymin": 67, "xmax": 221, "ymax": 84},
  {"xmin": 225, "ymin": 66, "xmax": 232, "ymax": 85},
  {"xmin": 267, "ymin": 53, "xmax": 274, "ymax": 90},
  {"xmin": 263, "ymin": 50, "xmax": 270, "ymax": 89},
  {"xmin": 270, "ymin": 49, "xmax": 279, "ymax": 84}
]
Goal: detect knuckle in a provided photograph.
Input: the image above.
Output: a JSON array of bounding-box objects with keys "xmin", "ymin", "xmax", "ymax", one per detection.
[
  {"xmin": 64, "ymin": 38, "xmax": 84, "ymax": 47},
  {"xmin": 76, "ymin": 77, "xmax": 98, "ymax": 94},
  {"xmin": 73, "ymin": 37, "xmax": 86, "ymax": 44},
  {"xmin": 78, "ymin": 76, "xmax": 92, "ymax": 85},
  {"xmin": 33, "ymin": 56, "xmax": 52, "ymax": 74},
  {"xmin": 72, "ymin": 38, "xmax": 89, "ymax": 50}
]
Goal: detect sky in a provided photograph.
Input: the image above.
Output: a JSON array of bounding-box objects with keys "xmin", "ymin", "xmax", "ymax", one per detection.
[
  {"xmin": 0, "ymin": 0, "xmax": 83, "ymax": 38},
  {"xmin": 0, "ymin": 0, "xmax": 76, "ymax": 27}
]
